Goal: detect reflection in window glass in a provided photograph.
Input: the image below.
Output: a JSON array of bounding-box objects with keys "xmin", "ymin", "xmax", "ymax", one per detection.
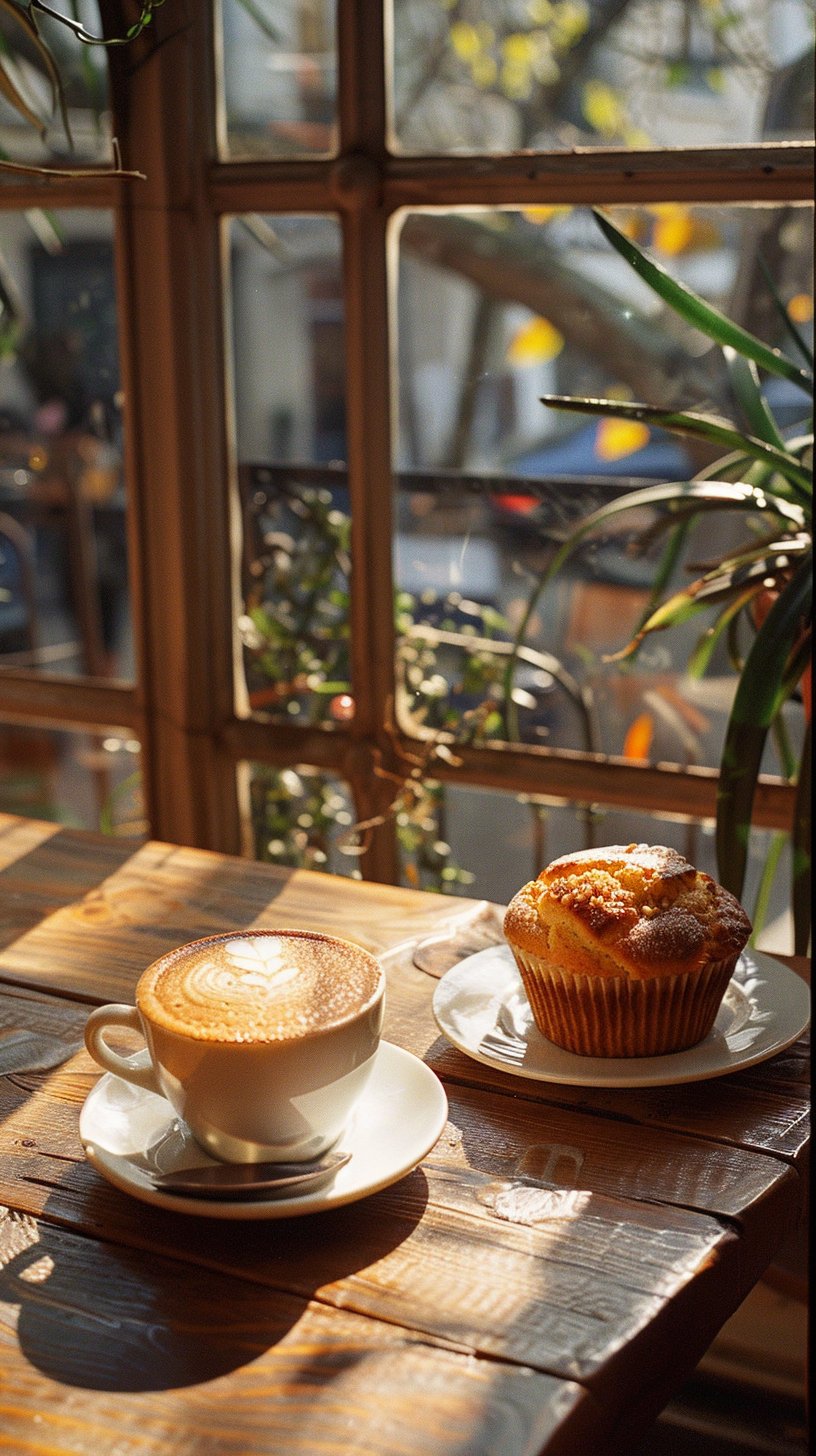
[
  {"xmin": 218, "ymin": 0, "xmax": 337, "ymax": 158},
  {"xmin": 0, "ymin": 0, "xmax": 111, "ymax": 166},
  {"xmin": 394, "ymin": 203, "xmax": 812, "ymax": 775},
  {"xmin": 240, "ymin": 762, "xmax": 359, "ymax": 876},
  {"xmin": 228, "ymin": 215, "xmax": 348, "ymax": 724},
  {"xmin": 411, "ymin": 782, "xmax": 794, "ymax": 950},
  {"xmin": 0, "ymin": 211, "xmax": 131, "ymax": 680},
  {"xmin": 392, "ymin": 0, "xmax": 815, "ymax": 153},
  {"xmin": 0, "ymin": 721, "xmax": 144, "ymax": 835}
]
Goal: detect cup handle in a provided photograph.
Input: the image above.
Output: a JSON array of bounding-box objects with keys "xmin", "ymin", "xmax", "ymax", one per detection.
[{"xmin": 84, "ymin": 1005, "xmax": 163, "ymax": 1095}]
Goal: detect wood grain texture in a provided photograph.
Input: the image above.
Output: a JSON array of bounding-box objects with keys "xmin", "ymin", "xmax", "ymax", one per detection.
[
  {"xmin": 381, "ymin": 945, "xmax": 811, "ymax": 1178},
  {"xmin": 0, "ymin": 981, "xmax": 800, "ymax": 1267},
  {"xmin": 0, "ymin": 1209, "xmax": 602, "ymax": 1456},
  {"xmin": 0, "ymin": 1056, "xmax": 742, "ymax": 1428},
  {"xmin": 0, "ymin": 816, "xmax": 62, "ymax": 874},
  {"xmin": 0, "ymin": 828, "xmax": 465, "ymax": 1001},
  {"xmin": 0, "ymin": 816, "xmax": 809, "ymax": 1456}
]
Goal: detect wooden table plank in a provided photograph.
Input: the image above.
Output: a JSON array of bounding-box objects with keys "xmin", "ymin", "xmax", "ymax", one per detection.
[
  {"xmin": 0, "ymin": 1208, "xmax": 602, "ymax": 1456},
  {"xmin": 382, "ymin": 948, "xmax": 811, "ymax": 1177},
  {"xmin": 0, "ymin": 1041, "xmax": 752, "ymax": 1431},
  {"xmin": 0, "ymin": 983, "xmax": 802, "ymax": 1245},
  {"xmin": 0, "ymin": 818, "xmax": 134, "ymax": 959},
  {"xmin": 0, "ymin": 829, "xmax": 467, "ymax": 1003},
  {"xmin": 0, "ymin": 816, "xmax": 809, "ymax": 1456},
  {"xmin": 0, "ymin": 814, "xmax": 62, "ymax": 873}
]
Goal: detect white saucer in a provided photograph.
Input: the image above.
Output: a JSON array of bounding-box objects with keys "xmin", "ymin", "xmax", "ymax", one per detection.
[
  {"xmin": 432, "ymin": 945, "xmax": 810, "ymax": 1088},
  {"xmin": 79, "ymin": 1041, "xmax": 448, "ymax": 1219}
]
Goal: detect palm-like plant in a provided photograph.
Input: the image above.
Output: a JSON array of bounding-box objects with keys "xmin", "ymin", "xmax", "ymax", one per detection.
[{"xmin": 525, "ymin": 210, "xmax": 812, "ymax": 950}]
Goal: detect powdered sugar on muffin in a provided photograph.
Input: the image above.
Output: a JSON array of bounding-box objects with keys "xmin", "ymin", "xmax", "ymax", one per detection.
[
  {"xmin": 503, "ymin": 844, "xmax": 751, "ymax": 1058},
  {"xmin": 504, "ymin": 844, "xmax": 750, "ymax": 981}
]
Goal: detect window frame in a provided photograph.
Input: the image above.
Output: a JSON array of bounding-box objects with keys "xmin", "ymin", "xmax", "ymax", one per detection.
[{"xmin": 0, "ymin": 0, "xmax": 810, "ymax": 877}]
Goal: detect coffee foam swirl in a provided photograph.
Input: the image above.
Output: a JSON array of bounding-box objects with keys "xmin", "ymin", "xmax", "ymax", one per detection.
[{"xmin": 137, "ymin": 931, "xmax": 383, "ymax": 1043}]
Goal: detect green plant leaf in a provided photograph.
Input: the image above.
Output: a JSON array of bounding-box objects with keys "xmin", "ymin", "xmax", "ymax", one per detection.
[
  {"xmin": 553, "ymin": 479, "xmax": 804, "ymax": 562},
  {"xmin": 694, "ymin": 450, "xmax": 753, "ymax": 482},
  {"xmin": 757, "ymin": 253, "xmax": 814, "ymax": 372},
  {"xmin": 791, "ymin": 718, "xmax": 811, "ymax": 955},
  {"xmin": 592, "ymin": 209, "xmax": 813, "ymax": 392},
  {"xmin": 0, "ymin": 0, "xmax": 72, "ymax": 144},
  {"xmin": 500, "ymin": 479, "xmax": 805, "ymax": 730},
  {"xmin": 726, "ymin": 612, "xmax": 744, "ymax": 674},
  {"xmin": 724, "ymin": 347, "xmax": 787, "ymax": 451},
  {"xmin": 716, "ymin": 558, "xmax": 812, "ymax": 901},
  {"xmin": 232, "ymin": 0, "xmax": 283, "ymax": 43},
  {"xmin": 99, "ymin": 770, "xmax": 142, "ymax": 837},
  {"xmin": 540, "ymin": 395, "xmax": 813, "ymax": 500},
  {"xmin": 785, "ymin": 433, "xmax": 813, "ymax": 457},
  {"xmin": 687, "ymin": 585, "xmax": 760, "ymax": 678},
  {"xmin": 0, "ymin": 55, "xmax": 46, "ymax": 135},
  {"xmin": 607, "ymin": 545, "xmax": 804, "ymax": 662},
  {"xmin": 749, "ymin": 829, "xmax": 787, "ymax": 946},
  {"xmin": 630, "ymin": 514, "xmax": 694, "ymax": 647}
]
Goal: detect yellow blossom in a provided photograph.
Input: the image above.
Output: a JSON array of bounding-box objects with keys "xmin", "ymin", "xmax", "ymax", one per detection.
[
  {"xmin": 502, "ymin": 32, "xmax": 535, "ymax": 62},
  {"xmin": 594, "ymin": 417, "xmax": 650, "ymax": 461},
  {"xmin": 551, "ymin": 1, "xmax": 590, "ymax": 48},
  {"xmin": 450, "ymin": 22, "xmax": 481, "ymax": 61},
  {"xmin": 507, "ymin": 316, "xmax": 565, "ymax": 363},
  {"xmin": 652, "ymin": 205, "xmax": 695, "ymax": 256},
  {"xmin": 582, "ymin": 79, "xmax": 625, "ymax": 137},
  {"xmin": 788, "ymin": 293, "xmax": 813, "ymax": 324},
  {"xmin": 522, "ymin": 205, "xmax": 573, "ymax": 225}
]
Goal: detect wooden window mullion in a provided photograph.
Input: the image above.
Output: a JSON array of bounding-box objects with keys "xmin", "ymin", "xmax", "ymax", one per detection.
[
  {"xmin": 106, "ymin": 1, "xmax": 241, "ymax": 851},
  {"xmin": 4, "ymin": 4, "xmax": 807, "ymax": 866},
  {"xmin": 333, "ymin": 0, "xmax": 401, "ymax": 881}
]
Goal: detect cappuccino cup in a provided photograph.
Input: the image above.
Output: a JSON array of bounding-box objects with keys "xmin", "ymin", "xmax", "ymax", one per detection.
[{"xmin": 84, "ymin": 930, "xmax": 385, "ymax": 1163}]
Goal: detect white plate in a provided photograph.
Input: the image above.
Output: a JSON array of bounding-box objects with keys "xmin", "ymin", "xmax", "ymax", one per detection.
[
  {"xmin": 80, "ymin": 1041, "xmax": 448, "ymax": 1218},
  {"xmin": 432, "ymin": 944, "xmax": 810, "ymax": 1088}
]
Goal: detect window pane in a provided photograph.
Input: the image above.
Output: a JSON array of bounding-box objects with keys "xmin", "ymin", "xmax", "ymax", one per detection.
[
  {"xmin": 0, "ymin": 210, "xmax": 132, "ymax": 680},
  {"xmin": 392, "ymin": 0, "xmax": 815, "ymax": 153},
  {"xmin": 0, "ymin": 1, "xmax": 111, "ymax": 167},
  {"xmin": 406, "ymin": 782, "xmax": 795, "ymax": 950},
  {"xmin": 227, "ymin": 215, "xmax": 349, "ymax": 724},
  {"xmin": 240, "ymin": 762, "xmax": 360, "ymax": 876},
  {"xmin": 218, "ymin": 0, "xmax": 337, "ymax": 158},
  {"xmin": 0, "ymin": 721, "xmax": 144, "ymax": 835},
  {"xmin": 394, "ymin": 202, "xmax": 812, "ymax": 775}
]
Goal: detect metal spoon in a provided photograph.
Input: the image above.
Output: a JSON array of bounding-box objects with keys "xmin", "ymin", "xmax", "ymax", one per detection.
[{"xmin": 151, "ymin": 1149, "xmax": 351, "ymax": 1199}]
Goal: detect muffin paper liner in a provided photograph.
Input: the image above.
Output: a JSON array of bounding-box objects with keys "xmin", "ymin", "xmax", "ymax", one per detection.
[{"xmin": 508, "ymin": 950, "xmax": 739, "ymax": 1058}]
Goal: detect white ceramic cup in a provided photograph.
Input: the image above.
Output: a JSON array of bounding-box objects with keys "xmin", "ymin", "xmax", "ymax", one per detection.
[{"xmin": 84, "ymin": 931, "xmax": 385, "ymax": 1163}]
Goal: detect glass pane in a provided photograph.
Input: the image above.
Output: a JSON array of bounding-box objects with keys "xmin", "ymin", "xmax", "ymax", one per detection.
[
  {"xmin": 240, "ymin": 762, "xmax": 360, "ymax": 876},
  {"xmin": 406, "ymin": 782, "xmax": 795, "ymax": 950},
  {"xmin": 392, "ymin": 0, "xmax": 815, "ymax": 153},
  {"xmin": 0, "ymin": 1, "xmax": 111, "ymax": 168},
  {"xmin": 228, "ymin": 215, "xmax": 349, "ymax": 724},
  {"xmin": 394, "ymin": 202, "xmax": 812, "ymax": 776},
  {"xmin": 218, "ymin": 0, "xmax": 337, "ymax": 158},
  {"xmin": 0, "ymin": 210, "xmax": 131, "ymax": 679},
  {"xmin": 0, "ymin": 721, "xmax": 144, "ymax": 835}
]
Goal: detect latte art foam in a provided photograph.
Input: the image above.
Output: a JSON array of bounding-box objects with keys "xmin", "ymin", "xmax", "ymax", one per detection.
[{"xmin": 137, "ymin": 931, "xmax": 383, "ymax": 1043}]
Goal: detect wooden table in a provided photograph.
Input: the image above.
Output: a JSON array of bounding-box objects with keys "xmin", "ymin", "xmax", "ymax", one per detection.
[{"xmin": 0, "ymin": 813, "xmax": 809, "ymax": 1456}]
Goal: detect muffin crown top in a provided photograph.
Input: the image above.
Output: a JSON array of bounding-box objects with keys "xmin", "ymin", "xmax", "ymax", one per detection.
[
  {"xmin": 538, "ymin": 843, "xmax": 695, "ymax": 894},
  {"xmin": 505, "ymin": 843, "xmax": 751, "ymax": 976}
]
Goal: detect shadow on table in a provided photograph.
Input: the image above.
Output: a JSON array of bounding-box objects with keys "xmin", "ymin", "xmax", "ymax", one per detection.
[
  {"xmin": 0, "ymin": 826, "xmax": 295, "ymax": 1005},
  {"xmin": 1, "ymin": 1166, "xmax": 429, "ymax": 1391}
]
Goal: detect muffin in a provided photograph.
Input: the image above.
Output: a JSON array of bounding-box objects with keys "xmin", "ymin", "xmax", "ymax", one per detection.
[{"xmin": 503, "ymin": 844, "xmax": 751, "ymax": 1058}]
